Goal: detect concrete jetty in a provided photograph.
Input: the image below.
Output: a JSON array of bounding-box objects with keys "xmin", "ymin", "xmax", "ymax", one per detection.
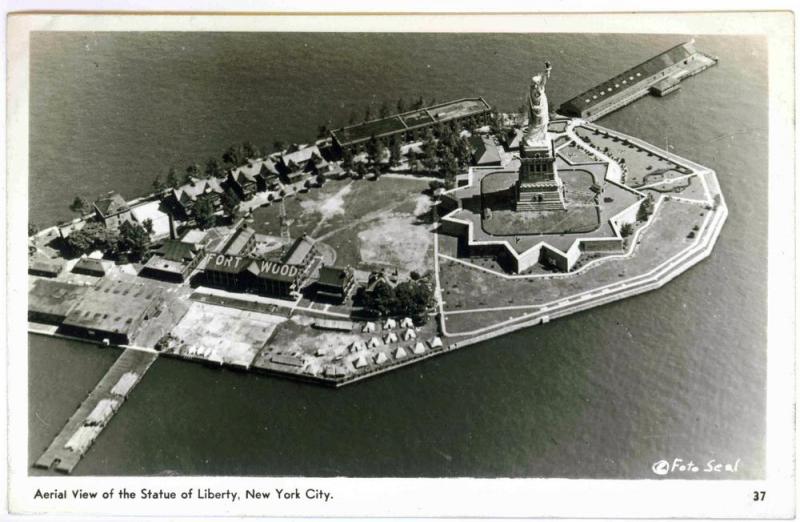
[{"xmin": 34, "ymin": 348, "xmax": 158, "ymax": 474}]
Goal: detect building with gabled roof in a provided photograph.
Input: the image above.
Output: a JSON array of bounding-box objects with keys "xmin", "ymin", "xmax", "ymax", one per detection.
[
  {"xmin": 72, "ymin": 256, "xmax": 113, "ymax": 277},
  {"xmin": 60, "ymin": 277, "xmax": 165, "ymax": 345},
  {"xmin": 166, "ymin": 178, "xmax": 225, "ymax": 219},
  {"xmin": 28, "ymin": 278, "xmax": 88, "ymax": 324},
  {"xmin": 281, "ymin": 234, "xmax": 316, "ymax": 266},
  {"xmin": 315, "ymin": 266, "xmax": 355, "ymax": 302},
  {"xmin": 139, "ymin": 239, "xmax": 204, "ymax": 282},
  {"xmin": 93, "ymin": 191, "xmax": 132, "ymax": 229}
]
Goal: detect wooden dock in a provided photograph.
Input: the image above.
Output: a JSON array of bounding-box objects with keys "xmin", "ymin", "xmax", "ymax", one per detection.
[{"xmin": 34, "ymin": 348, "xmax": 158, "ymax": 474}]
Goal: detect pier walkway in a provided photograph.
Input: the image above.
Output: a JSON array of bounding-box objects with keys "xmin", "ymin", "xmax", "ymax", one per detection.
[{"xmin": 34, "ymin": 347, "xmax": 158, "ymax": 474}]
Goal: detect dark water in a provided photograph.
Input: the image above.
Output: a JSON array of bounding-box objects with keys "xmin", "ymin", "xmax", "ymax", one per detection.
[{"xmin": 29, "ymin": 33, "xmax": 766, "ymax": 477}]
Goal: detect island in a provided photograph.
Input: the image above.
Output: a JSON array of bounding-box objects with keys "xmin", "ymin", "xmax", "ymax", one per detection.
[{"xmin": 28, "ymin": 40, "xmax": 726, "ymax": 473}]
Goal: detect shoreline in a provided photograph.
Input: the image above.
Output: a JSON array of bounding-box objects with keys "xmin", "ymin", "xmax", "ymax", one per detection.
[{"xmin": 28, "ymin": 183, "xmax": 727, "ymax": 389}]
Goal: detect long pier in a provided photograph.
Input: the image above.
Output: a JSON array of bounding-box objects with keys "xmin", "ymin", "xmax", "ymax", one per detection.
[
  {"xmin": 34, "ymin": 347, "xmax": 158, "ymax": 474},
  {"xmin": 558, "ymin": 41, "xmax": 718, "ymax": 122}
]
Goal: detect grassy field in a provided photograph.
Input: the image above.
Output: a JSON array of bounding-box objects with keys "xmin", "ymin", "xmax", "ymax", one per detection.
[
  {"xmin": 251, "ymin": 176, "xmax": 435, "ymax": 275},
  {"xmin": 558, "ymin": 142, "xmax": 599, "ymax": 165},
  {"xmin": 480, "ymin": 169, "xmax": 600, "ymax": 236},
  {"xmin": 575, "ymin": 126, "xmax": 679, "ymax": 187},
  {"xmin": 439, "ymin": 198, "xmax": 709, "ymax": 317}
]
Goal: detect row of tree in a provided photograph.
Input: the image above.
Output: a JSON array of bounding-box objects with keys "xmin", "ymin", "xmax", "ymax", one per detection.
[
  {"xmin": 354, "ymin": 276, "xmax": 434, "ymax": 322},
  {"xmin": 342, "ymin": 96, "xmax": 440, "ymax": 128},
  {"xmin": 64, "ymin": 219, "xmax": 152, "ymax": 261}
]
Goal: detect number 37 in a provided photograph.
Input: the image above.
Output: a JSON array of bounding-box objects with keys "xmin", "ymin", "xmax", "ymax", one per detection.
[{"xmin": 753, "ymin": 491, "xmax": 766, "ymax": 501}]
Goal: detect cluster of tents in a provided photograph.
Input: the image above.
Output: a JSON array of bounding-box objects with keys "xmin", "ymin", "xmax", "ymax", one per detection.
[{"xmin": 349, "ymin": 335, "xmax": 444, "ymax": 369}]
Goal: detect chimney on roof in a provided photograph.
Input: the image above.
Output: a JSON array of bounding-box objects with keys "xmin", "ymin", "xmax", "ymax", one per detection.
[{"xmin": 168, "ymin": 212, "xmax": 177, "ymax": 240}]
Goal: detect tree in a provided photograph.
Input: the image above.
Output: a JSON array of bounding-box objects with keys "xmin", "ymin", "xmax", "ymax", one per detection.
[
  {"xmin": 69, "ymin": 196, "xmax": 88, "ymax": 216},
  {"xmin": 65, "ymin": 222, "xmax": 120, "ymax": 257},
  {"xmin": 184, "ymin": 163, "xmax": 201, "ymax": 184},
  {"xmin": 242, "ymin": 141, "xmax": 259, "ymax": 160},
  {"xmin": 347, "ymin": 111, "xmax": 357, "ymax": 126},
  {"xmin": 316, "ymin": 173, "xmax": 327, "ymax": 186},
  {"xmin": 365, "ymin": 135, "xmax": 384, "ymax": 168},
  {"xmin": 364, "ymin": 106, "xmax": 372, "ymax": 122},
  {"xmin": 396, "ymin": 98, "xmax": 406, "ymax": 114},
  {"xmin": 205, "ymin": 157, "xmax": 223, "ymax": 179},
  {"xmin": 273, "ymin": 140, "xmax": 287, "ymax": 153},
  {"xmin": 28, "ymin": 223, "xmax": 40, "ymax": 236},
  {"xmin": 341, "ymin": 147, "xmax": 354, "ymax": 174},
  {"xmin": 194, "ymin": 197, "xmax": 216, "ymax": 230},
  {"xmin": 412, "ymin": 96, "xmax": 424, "ymax": 110},
  {"xmin": 393, "ymin": 279, "xmax": 433, "ymax": 320},
  {"xmin": 354, "ymin": 162, "xmax": 367, "ymax": 179},
  {"xmin": 389, "ymin": 138, "xmax": 402, "ymax": 168},
  {"xmin": 142, "ymin": 218, "xmax": 154, "ymax": 235},
  {"xmin": 363, "ymin": 280, "xmax": 396, "ymax": 317},
  {"xmin": 166, "ymin": 167, "xmax": 180, "ymax": 189},
  {"xmin": 441, "ymin": 149, "xmax": 459, "ymax": 189},
  {"xmin": 151, "ymin": 175, "xmax": 164, "ymax": 192},
  {"xmin": 223, "ymin": 144, "xmax": 245, "ymax": 166},
  {"xmin": 620, "ymin": 223, "xmax": 634, "ymax": 237},
  {"xmin": 119, "ymin": 220, "xmax": 149, "ymax": 261},
  {"xmin": 637, "ymin": 194, "xmax": 654, "ymax": 222},
  {"xmin": 317, "ymin": 124, "xmax": 329, "ymax": 139},
  {"xmin": 407, "ymin": 149, "xmax": 418, "ymax": 173}
]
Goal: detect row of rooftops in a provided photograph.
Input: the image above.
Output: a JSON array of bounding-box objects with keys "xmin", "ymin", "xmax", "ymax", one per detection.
[
  {"xmin": 330, "ymin": 97, "xmax": 492, "ymax": 147},
  {"xmin": 559, "ymin": 41, "xmax": 699, "ymax": 115},
  {"xmin": 205, "ymin": 233, "xmax": 317, "ymax": 281}
]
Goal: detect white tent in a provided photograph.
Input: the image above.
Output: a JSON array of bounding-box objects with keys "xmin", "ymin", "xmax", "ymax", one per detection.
[
  {"xmin": 355, "ymin": 354, "xmax": 368, "ymax": 368},
  {"xmin": 375, "ymin": 352, "xmax": 388, "ymax": 364},
  {"xmin": 403, "ymin": 328, "xmax": 417, "ymax": 341},
  {"xmin": 383, "ymin": 318, "xmax": 397, "ymax": 330},
  {"xmin": 400, "ymin": 317, "xmax": 414, "ymax": 328},
  {"xmin": 428, "ymin": 336, "xmax": 443, "ymax": 348},
  {"xmin": 394, "ymin": 347, "xmax": 408, "ymax": 359},
  {"xmin": 316, "ymin": 347, "xmax": 329, "ymax": 356},
  {"xmin": 368, "ymin": 337, "xmax": 382, "ymax": 348},
  {"xmin": 349, "ymin": 340, "xmax": 366, "ymax": 353},
  {"xmin": 384, "ymin": 332, "xmax": 398, "ymax": 344},
  {"xmin": 362, "ymin": 322, "xmax": 376, "ymax": 333},
  {"xmin": 413, "ymin": 342, "xmax": 426, "ymax": 354}
]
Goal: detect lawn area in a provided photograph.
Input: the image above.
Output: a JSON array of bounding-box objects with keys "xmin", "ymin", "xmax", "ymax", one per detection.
[
  {"xmin": 439, "ymin": 198, "xmax": 710, "ymax": 314},
  {"xmin": 252, "ymin": 176, "xmax": 435, "ymax": 275},
  {"xmin": 480, "ymin": 169, "xmax": 600, "ymax": 236},
  {"xmin": 575, "ymin": 126, "xmax": 680, "ymax": 187},
  {"xmin": 644, "ymin": 174, "xmax": 709, "ymax": 202},
  {"xmin": 558, "ymin": 142, "xmax": 599, "ymax": 165}
]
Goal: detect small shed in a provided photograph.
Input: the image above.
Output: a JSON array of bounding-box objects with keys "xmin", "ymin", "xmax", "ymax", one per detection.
[
  {"xmin": 394, "ymin": 347, "xmax": 408, "ymax": 359},
  {"xmin": 403, "ymin": 328, "xmax": 417, "ymax": 341},
  {"xmin": 383, "ymin": 318, "xmax": 397, "ymax": 330},
  {"xmin": 368, "ymin": 337, "xmax": 382, "ymax": 348},
  {"xmin": 413, "ymin": 342, "xmax": 426, "ymax": 354},
  {"xmin": 428, "ymin": 336, "xmax": 443, "ymax": 349},
  {"xmin": 400, "ymin": 317, "xmax": 414, "ymax": 329},
  {"xmin": 384, "ymin": 332, "xmax": 398, "ymax": 344}
]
